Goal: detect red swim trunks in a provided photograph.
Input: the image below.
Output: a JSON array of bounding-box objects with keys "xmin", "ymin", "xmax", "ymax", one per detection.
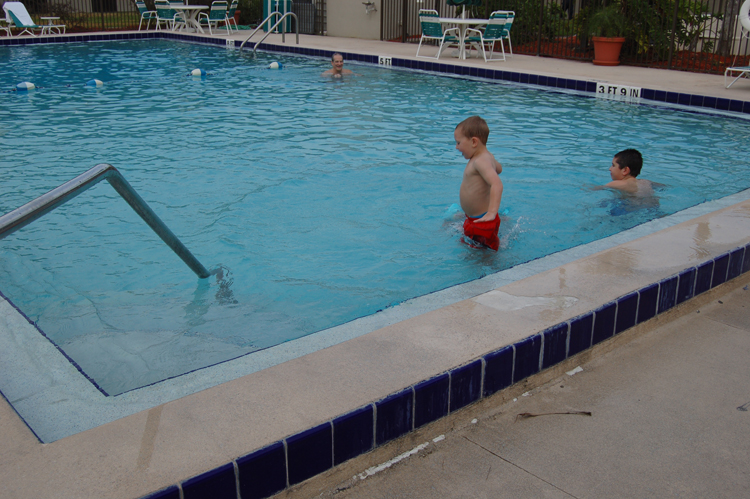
[{"xmin": 463, "ymin": 214, "xmax": 501, "ymax": 251}]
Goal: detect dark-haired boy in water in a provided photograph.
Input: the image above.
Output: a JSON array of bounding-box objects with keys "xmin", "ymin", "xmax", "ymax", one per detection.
[
  {"xmin": 456, "ymin": 116, "xmax": 504, "ymax": 251},
  {"xmin": 602, "ymin": 148, "xmax": 654, "ymax": 196}
]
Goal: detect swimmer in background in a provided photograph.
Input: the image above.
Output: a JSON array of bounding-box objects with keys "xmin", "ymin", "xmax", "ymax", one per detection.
[
  {"xmin": 599, "ymin": 148, "xmax": 654, "ymax": 196},
  {"xmin": 456, "ymin": 116, "xmax": 504, "ymax": 251},
  {"xmin": 321, "ymin": 53, "xmax": 353, "ymax": 77}
]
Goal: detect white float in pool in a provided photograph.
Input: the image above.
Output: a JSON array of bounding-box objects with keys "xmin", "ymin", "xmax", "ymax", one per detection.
[{"xmin": 16, "ymin": 82, "xmax": 35, "ymax": 91}]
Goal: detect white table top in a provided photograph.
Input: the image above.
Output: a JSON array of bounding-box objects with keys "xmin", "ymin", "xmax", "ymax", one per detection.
[
  {"xmin": 438, "ymin": 18, "xmax": 488, "ymax": 25},
  {"xmin": 171, "ymin": 5, "xmax": 207, "ymax": 10}
]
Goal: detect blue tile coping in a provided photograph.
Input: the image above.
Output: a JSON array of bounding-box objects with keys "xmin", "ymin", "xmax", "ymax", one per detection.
[
  {"xmin": 2, "ymin": 32, "xmax": 750, "ymax": 117},
  {"xmin": 142, "ymin": 243, "xmax": 750, "ymax": 499}
]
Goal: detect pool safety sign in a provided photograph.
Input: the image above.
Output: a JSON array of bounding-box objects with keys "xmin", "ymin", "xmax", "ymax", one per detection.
[
  {"xmin": 596, "ymin": 83, "xmax": 641, "ymax": 100},
  {"xmin": 379, "ymin": 56, "xmax": 392, "ymax": 66}
]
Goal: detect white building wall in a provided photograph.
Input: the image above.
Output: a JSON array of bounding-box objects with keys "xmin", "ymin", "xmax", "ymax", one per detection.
[{"xmin": 326, "ymin": 0, "xmax": 380, "ymax": 39}]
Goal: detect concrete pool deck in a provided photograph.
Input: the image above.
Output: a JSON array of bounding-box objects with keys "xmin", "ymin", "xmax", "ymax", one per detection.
[{"xmin": 1, "ymin": 31, "xmax": 750, "ymax": 499}]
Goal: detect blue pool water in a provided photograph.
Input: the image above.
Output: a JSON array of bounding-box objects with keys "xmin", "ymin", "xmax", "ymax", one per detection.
[{"xmin": 1, "ymin": 40, "xmax": 748, "ymax": 395}]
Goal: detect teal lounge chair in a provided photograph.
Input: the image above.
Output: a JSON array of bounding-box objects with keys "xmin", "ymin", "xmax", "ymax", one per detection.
[
  {"xmin": 198, "ymin": 0, "xmax": 229, "ymax": 35},
  {"xmin": 416, "ymin": 9, "xmax": 460, "ymax": 59},
  {"xmin": 465, "ymin": 10, "xmax": 514, "ymax": 62},
  {"xmin": 3, "ymin": 2, "xmax": 44, "ymax": 36},
  {"xmin": 135, "ymin": 0, "xmax": 158, "ymax": 30}
]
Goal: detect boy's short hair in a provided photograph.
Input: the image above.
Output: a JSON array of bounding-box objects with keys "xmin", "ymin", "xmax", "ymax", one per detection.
[
  {"xmin": 614, "ymin": 148, "xmax": 643, "ymax": 177},
  {"xmin": 456, "ymin": 116, "xmax": 490, "ymax": 145},
  {"xmin": 331, "ymin": 52, "xmax": 343, "ymax": 61}
]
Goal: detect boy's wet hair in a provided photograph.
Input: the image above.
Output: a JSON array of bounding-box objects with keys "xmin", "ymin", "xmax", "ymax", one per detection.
[
  {"xmin": 614, "ymin": 148, "xmax": 643, "ymax": 177},
  {"xmin": 331, "ymin": 52, "xmax": 343, "ymax": 61},
  {"xmin": 456, "ymin": 116, "xmax": 490, "ymax": 145}
]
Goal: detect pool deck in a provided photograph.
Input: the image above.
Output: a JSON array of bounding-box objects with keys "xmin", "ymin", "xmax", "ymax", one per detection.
[{"xmin": 1, "ymin": 31, "xmax": 750, "ymax": 499}]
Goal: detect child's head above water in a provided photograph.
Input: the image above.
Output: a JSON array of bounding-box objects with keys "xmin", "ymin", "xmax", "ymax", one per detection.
[
  {"xmin": 455, "ymin": 116, "xmax": 490, "ymax": 145},
  {"xmin": 613, "ymin": 148, "xmax": 643, "ymax": 177}
]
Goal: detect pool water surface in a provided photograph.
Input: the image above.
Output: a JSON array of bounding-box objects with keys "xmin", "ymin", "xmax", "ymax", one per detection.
[{"xmin": 1, "ymin": 40, "xmax": 748, "ymax": 395}]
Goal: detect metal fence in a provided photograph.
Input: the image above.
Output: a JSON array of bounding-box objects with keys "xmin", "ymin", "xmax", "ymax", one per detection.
[
  {"xmin": 1, "ymin": 0, "xmax": 326, "ymax": 35},
  {"xmin": 382, "ymin": 0, "xmax": 750, "ymax": 74}
]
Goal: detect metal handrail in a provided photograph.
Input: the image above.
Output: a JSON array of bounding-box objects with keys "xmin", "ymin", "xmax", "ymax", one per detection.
[
  {"xmin": 0, "ymin": 164, "xmax": 210, "ymax": 279},
  {"xmin": 239, "ymin": 11, "xmax": 299, "ymax": 54}
]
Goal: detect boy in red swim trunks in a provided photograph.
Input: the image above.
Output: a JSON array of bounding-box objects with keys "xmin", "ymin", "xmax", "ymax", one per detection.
[{"xmin": 455, "ymin": 116, "xmax": 504, "ymax": 250}]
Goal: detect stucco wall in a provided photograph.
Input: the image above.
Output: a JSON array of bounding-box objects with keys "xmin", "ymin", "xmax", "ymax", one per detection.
[{"xmin": 326, "ymin": 0, "xmax": 380, "ymax": 39}]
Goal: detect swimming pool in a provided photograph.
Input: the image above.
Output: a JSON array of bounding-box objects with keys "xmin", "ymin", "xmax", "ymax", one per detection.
[{"xmin": 1, "ymin": 39, "xmax": 749, "ymax": 396}]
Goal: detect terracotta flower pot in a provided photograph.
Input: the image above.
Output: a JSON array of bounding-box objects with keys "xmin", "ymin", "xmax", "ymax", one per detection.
[
  {"xmin": 592, "ymin": 36, "xmax": 625, "ymax": 66},
  {"xmin": 234, "ymin": 10, "xmax": 241, "ymax": 25}
]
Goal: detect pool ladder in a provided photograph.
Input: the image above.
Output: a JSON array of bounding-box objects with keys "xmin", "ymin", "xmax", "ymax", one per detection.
[
  {"xmin": 0, "ymin": 164, "xmax": 210, "ymax": 279},
  {"xmin": 239, "ymin": 11, "xmax": 299, "ymax": 54}
]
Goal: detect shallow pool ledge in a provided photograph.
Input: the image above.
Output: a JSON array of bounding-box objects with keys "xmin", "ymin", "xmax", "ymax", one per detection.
[{"xmin": 3, "ymin": 199, "xmax": 750, "ymax": 499}]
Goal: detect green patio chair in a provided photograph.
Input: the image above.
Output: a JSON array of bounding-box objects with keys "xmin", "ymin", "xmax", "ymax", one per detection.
[
  {"xmin": 465, "ymin": 10, "xmax": 514, "ymax": 62},
  {"xmin": 226, "ymin": 0, "xmax": 239, "ymax": 31},
  {"xmin": 154, "ymin": 0, "xmax": 185, "ymax": 31},
  {"xmin": 198, "ymin": 0, "xmax": 229, "ymax": 35},
  {"xmin": 135, "ymin": 0, "xmax": 157, "ymax": 30},
  {"xmin": 416, "ymin": 9, "xmax": 460, "ymax": 59}
]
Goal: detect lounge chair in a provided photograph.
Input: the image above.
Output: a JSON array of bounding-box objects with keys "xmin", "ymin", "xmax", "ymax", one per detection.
[
  {"xmin": 135, "ymin": 0, "xmax": 157, "ymax": 30},
  {"xmin": 198, "ymin": 0, "xmax": 230, "ymax": 35},
  {"xmin": 416, "ymin": 9, "xmax": 460, "ymax": 59},
  {"xmin": 1, "ymin": 18, "xmax": 11, "ymax": 36},
  {"xmin": 3, "ymin": 2, "xmax": 45, "ymax": 36},
  {"xmin": 725, "ymin": 0, "xmax": 750, "ymax": 88},
  {"xmin": 464, "ymin": 10, "xmax": 515, "ymax": 62}
]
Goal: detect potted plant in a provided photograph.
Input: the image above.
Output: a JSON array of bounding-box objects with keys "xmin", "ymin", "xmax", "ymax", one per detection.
[{"xmin": 588, "ymin": 2, "xmax": 627, "ymax": 66}]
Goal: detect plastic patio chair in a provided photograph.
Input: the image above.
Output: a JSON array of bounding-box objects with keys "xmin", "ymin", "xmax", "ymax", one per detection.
[
  {"xmin": 465, "ymin": 10, "xmax": 515, "ymax": 62},
  {"xmin": 225, "ymin": 0, "xmax": 239, "ymax": 31},
  {"xmin": 2, "ymin": 2, "xmax": 45, "ymax": 36},
  {"xmin": 416, "ymin": 9, "xmax": 460, "ymax": 59},
  {"xmin": 135, "ymin": 0, "xmax": 157, "ymax": 30},
  {"xmin": 198, "ymin": 0, "xmax": 229, "ymax": 35},
  {"xmin": 154, "ymin": 0, "xmax": 185, "ymax": 31}
]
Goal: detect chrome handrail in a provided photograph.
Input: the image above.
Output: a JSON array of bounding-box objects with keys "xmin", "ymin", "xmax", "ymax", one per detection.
[
  {"xmin": 0, "ymin": 164, "xmax": 210, "ymax": 279},
  {"xmin": 239, "ymin": 11, "xmax": 299, "ymax": 53}
]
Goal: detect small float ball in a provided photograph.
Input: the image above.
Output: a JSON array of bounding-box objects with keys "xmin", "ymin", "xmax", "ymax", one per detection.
[
  {"xmin": 85, "ymin": 79, "xmax": 103, "ymax": 87},
  {"xmin": 191, "ymin": 68, "xmax": 207, "ymax": 76},
  {"xmin": 268, "ymin": 61, "xmax": 282, "ymax": 70},
  {"xmin": 16, "ymin": 82, "xmax": 35, "ymax": 91}
]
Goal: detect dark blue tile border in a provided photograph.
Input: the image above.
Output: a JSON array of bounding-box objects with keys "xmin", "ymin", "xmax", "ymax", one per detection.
[
  {"xmin": 568, "ymin": 313, "xmax": 593, "ymax": 357},
  {"xmin": 592, "ymin": 302, "xmax": 617, "ymax": 345},
  {"xmin": 237, "ymin": 442, "xmax": 287, "ymax": 499},
  {"xmin": 449, "ymin": 360, "xmax": 482, "ymax": 412},
  {"xmin": 541, "ymin": 323, "xmax": 568, "ymax": 369},
  {"xmin": 375, "ymin": 389, "xmax": 413, "ymax": 446},
  {"xmin": 637, "ymin": 284, "xmax": 659, "ymax": 324},
  {"xmin": 142, "ymin": 486, "xmax": 180, "ymax": 499},
  {"xmin": 182, "ymin": 462, "xmax": 236, "ymax": 499},
  {"xmin": 140, "ymin": 245, "xmax": 749, "ymax": 499},
  {"xmin": 483, "ymin": 346, "xmax": 513, "ymax": 397},
  {"xmin": 414, "ymin": 374, "xmax": 449, "ymax": 429},
  {"xmin": 333, "ymin": 406, "xmax": 374, "ymax": 465},
  {"xmin": 286, "ymin": 422, "xmax": 333, "ymax": 486}
]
